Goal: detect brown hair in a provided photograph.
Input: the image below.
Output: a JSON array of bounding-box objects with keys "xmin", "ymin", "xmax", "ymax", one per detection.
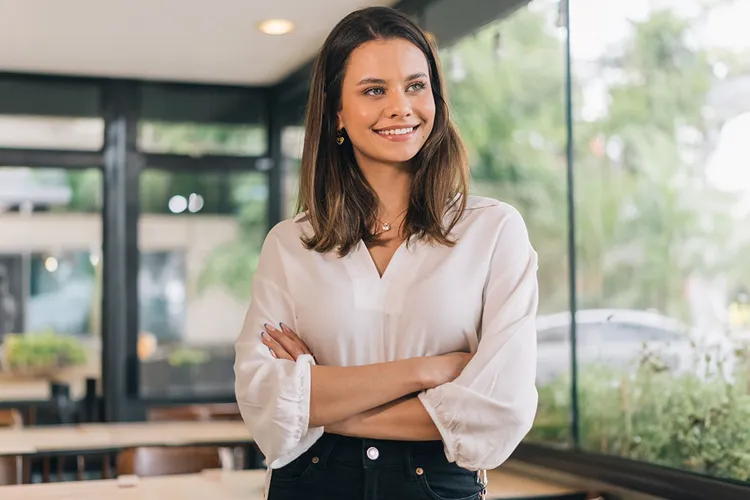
[{"xmin": 296, "ymin": 6, "xmax": 469, "ymax": 256}]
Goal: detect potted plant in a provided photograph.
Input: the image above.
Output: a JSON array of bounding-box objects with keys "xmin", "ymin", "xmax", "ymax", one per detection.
[
  {"xmin": 0, "ymin": 331, "xmax": 87, "ymax": 378},
  {"xmin": 166, "ymin": 345, "xmax": 210, "ymax": 393}
]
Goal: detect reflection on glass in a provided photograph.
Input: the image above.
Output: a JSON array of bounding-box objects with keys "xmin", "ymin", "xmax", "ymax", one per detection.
[
  {"xmin": 0, "ymin": 167, "xmax": 102, "ymax": 401},
  {"xmin": 138, "ymin": 170, "xmax": 267, "ymax": 398},
  {"xmin": 282, "ymin": 126, "xmax": 304, "ymax": 218},
  {"xmin": 441, "ymin": 0, "xmax": 571, "ymax": 446},
  {"xmin": 138, "ymin": 121, "xmax": 267, "ymax": 157},
  {"xmin": 0, "ymin": 115, "xmax": 104, "ymax": 150},
  {"xmin": 572, "ymin": 0, "xmax": 750, "ymax": 480}
]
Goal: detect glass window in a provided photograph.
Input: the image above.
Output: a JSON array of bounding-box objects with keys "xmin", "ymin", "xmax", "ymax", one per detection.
[
  {"xmin": 0, "ymin": 115, "xmax": 104, "ymax": 150},
  {"xmin": 441, "ymin": 0, "xmax": 571, "ymax": 446},
  {"xmin": 138, "ymin": 121, "xmax": 267, "ymax": 157},
  {"xmin": 282, "ymin": 126, "xmax": 304, "ymax": 218},
  {"xmin": 572, "ymin": 0, "xmax": 750, "ymax": 481},
  {"xmin": 138, "ymin": 169, "xmax": 267, "ymax": 398},
  {"xmin": 0, "ymin": 167, "xmax": 102, "ymax": 402}
]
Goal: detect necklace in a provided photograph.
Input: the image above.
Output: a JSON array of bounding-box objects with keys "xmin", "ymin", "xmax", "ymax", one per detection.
[{"xmin": 375, "ymin": 208, "xmax": 408, "ymax": 233}]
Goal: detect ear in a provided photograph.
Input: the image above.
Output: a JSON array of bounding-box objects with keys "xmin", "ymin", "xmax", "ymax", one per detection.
[{"xmin": 336, "ymin": 111, "xmax": 344, "ymax": 132}]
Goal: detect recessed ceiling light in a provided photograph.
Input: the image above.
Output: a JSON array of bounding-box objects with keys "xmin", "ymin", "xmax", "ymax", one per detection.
[{"xmin": 259, "ymin": 19, "xmax": 295, "ymax": 35}]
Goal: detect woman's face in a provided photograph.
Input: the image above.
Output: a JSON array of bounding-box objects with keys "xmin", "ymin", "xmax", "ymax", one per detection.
[{"xmin": 337, "ymin": 38, "xmax": 435, "ymax": 167}]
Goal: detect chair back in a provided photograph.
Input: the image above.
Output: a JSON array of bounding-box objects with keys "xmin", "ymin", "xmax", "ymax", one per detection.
[
  {"xmin": 0, "ymin": 409, "xmax": 22, "ymax": 428},
  {"xmin": 0, "ymin": 456, "xmax": 20, "ymax": 485},
  {"xmin": 116, "ymin": 446, "xmax": 222, "ymax": 477},
  {"xmin": 147, "ymin": 405, "xmax": 211, "ymax": 422}
]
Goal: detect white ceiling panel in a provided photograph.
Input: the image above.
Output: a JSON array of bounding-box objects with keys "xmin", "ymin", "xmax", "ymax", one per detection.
[{"xmin": 0, "ymin": 0, "xmax": 398, "ymax": 85}]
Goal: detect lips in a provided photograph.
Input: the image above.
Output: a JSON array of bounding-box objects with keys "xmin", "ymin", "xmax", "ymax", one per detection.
[
  {"xmin": 373, "ymin": 125, "xmax": 421, "ymax": 142},
  {"xmin": 375, "ymin": 125, "xmax": 418, "ymax": 136}
]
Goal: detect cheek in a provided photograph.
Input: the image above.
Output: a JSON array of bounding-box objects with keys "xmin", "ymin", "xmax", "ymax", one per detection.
[
  {"xmin": 342, "ymin": 103, "xmax": 378, "ymax": 131},
  {"xmin": 419, "ymin": 96, "xmax": 436, "ymax": 124}
]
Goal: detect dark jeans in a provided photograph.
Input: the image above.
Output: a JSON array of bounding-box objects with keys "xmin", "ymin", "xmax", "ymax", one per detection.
[{"xmin": 268, "ymin": 433, "xmax": 485, "ymax": 500}]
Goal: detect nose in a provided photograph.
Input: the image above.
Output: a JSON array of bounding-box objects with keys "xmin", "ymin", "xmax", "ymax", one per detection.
[{"xmin": 385, "ymin": 89, "xmax": 412, "ymax": 118}]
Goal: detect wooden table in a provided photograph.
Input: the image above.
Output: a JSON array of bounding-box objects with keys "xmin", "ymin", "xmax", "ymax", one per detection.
[
  {"xmin": 0, "ymin": 468, "xmax": 588, "ymax": 500},
  {"xmin": 0, "ymin": 421, "xmax": 253, "ymax": 456},
  {"xmin": 0, "ymin": 469, "xmax": 266, "ymax": 500},
  {"xmin": 486, "ymin": 469, "xmax": 587, "ymax": 498}
]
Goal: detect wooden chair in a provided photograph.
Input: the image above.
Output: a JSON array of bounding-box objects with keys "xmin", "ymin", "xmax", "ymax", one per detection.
[
  {"xmin": 0, "ymin": 408, "xmax": 25, "ymax": 484},
  {"xmin": 206, "ymin": 403, "xmax": 241, "ymax": 421},
  {"xmin": 0, "ymin": 456, "xmax": 20, "ymax": 485},
  {"xmin": 116, "ymin": 446, "xmax": 222, "ymax": 477},
  {"xmin": 147, "ymin": 405, "xmax": 212, "ymax": 422},
  {"xmin": 0, "ymin": 408, "xmax": 23, "ymax": 428},
  {"xmin": 147, "ymin": 404, "xmax": 245, "ymax": 469}
]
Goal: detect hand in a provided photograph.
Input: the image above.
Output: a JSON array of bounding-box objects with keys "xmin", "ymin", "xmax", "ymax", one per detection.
[
  {"xmin": 421, "ymin": 352, "xmax": 473, "ymax": 389},
  {"xmin": 261, "ymin": 323, "xmax": 315, "ymax": 362}
]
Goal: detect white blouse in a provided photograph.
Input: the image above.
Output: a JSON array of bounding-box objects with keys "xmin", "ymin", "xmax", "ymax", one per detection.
[{"xmin": 234, "ymin": 195, "xmax": 539, "ymax": 478}]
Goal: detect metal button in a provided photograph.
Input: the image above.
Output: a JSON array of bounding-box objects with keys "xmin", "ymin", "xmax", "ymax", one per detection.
[
  {"xmin": 366, "ymin": 446, "xmax": 379, "ymax": 460},
  {"xmin": 311, "ymin": 456, "xmax": 319, "ymax": 464},
  {"xmin": 415, "ymin": 467, "xmax": 424, "ymax": 475}
]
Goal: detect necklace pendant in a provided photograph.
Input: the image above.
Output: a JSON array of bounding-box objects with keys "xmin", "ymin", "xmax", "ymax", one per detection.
[{"xmin": 382, "ymin": 223, "xmax": 391, "ymax": 231}]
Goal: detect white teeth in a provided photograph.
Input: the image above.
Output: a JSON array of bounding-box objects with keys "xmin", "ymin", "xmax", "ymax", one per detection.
[{"xmin": 377, "ymin": 127, "xmax": 414, "ymax": 136}]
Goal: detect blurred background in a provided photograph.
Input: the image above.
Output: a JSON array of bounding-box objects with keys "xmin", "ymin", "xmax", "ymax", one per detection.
[{"xmin": 1, "ymin": 0, "xmax": 750, "ymax": 495}]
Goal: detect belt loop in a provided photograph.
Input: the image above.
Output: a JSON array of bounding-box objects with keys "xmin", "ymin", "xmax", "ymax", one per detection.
[{"xmin": 404, "ymin": 442, "xmax": 418, "ymax": 482}]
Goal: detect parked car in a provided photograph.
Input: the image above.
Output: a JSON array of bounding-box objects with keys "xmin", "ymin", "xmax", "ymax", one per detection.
[{"xmin": 535, "ymin": 308, "xmax": 694, "ymax": 385}]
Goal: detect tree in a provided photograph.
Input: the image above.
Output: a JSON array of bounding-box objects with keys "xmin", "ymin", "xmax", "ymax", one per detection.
[{"xmin": 441, "ymin": 3, "xmax": 570, "ymax": 314}]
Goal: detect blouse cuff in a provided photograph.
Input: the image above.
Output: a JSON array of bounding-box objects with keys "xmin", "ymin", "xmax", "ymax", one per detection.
[
  {"xmin": 260, "ymin": 353, "xmax": 321, "ymax": 469},
  {"xmin": 290, "ymin": 353, "xmax": 316, "ymax": 437},
  {"xmin": 418, "ymin": 386, "xmax": 460, "ymax": 464}
]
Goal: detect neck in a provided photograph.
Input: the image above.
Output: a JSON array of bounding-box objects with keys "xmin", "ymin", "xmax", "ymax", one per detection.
[{"xmin": 356, "ymin": 155, "xmax": 411, "ymax": 218}]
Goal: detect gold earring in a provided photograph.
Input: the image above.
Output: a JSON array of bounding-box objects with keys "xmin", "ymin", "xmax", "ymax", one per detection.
[{"xmin": 336, "ymin": 131, "xmax": 345, "ymax": 145}]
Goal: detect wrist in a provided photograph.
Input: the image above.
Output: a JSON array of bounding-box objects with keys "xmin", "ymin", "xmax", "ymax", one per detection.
[{"xmin": 412, "ymin": 357, "xmax": 438, "ymax": 391}]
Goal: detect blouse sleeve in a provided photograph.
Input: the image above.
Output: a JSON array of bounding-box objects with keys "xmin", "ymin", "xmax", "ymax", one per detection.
[
  {"xmin": 234, "ymin": 224, "xmax": 324, "ymax": 468},
  {"xmin": 418, "ymin": 205, "xmax": 539, "ymax": 471}
]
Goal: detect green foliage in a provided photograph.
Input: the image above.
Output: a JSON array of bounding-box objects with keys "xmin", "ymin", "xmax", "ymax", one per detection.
[
  {"xmin": 530, "ymin": 348, "xmax": 750, "ymax": 481},
  {"xmin": 1, "ymin": 332, "xmax": 87, "ymax": 372},
  {"xmin": 195, "ymin": 174, "xmax": 267, "ymax": 301},
  {"xmin": 139, "ymin": 121, "xmax": 266, "ymax": 157},
  {"xmin": 197, "ymin": 237, "xmax": 262, "ymax": 299},
  {"xmin": 167, "ymin": 346, "xmax": 210, "ymax": 367},
  {"xmin": 442, "ymin": 5, "xmax": 570, "ymax": 314}
]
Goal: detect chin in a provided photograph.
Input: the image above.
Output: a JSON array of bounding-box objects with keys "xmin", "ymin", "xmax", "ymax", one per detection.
[{"xmin": 376, "ymin": 145, "xmax": 424, "ymax": 164}]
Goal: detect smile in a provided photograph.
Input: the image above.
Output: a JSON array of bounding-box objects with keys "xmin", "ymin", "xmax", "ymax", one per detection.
[{"xmin": 374, "ymin": 125, "xmax": 420, "ymax": 141}]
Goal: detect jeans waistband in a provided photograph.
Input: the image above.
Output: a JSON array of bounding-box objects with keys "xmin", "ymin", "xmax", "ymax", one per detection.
[{"xmin": 314, "ymin": 432, "xmax": 447, "ymax": 469}]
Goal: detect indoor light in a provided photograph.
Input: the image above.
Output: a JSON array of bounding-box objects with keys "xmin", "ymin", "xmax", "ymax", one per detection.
[
  {"xmin": 258, "ymin": 19, "xmax": 295, "ymax": 35},
  {"xmin": 168, "ymin": 195, "xmax": 188, "ymax": 214},
  {"xmin": 45, "ymin": 257, "xmax": 59, "ymax": 272}
]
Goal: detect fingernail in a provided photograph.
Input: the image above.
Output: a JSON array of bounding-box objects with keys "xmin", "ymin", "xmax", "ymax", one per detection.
[
  {"xmin": 269, "ymin": 348, "xmax": 277, "ymax": 358},
  {"xmin": 264, "ymin": 323, "xmax": 273, "ymax": 331},
  {"xmin": 260, "ymin": 332, "xmax": 265, "ymax": 338},
  {"xmin": 279, "ymin": 322, "xmax": 285, "ymax": 330}
]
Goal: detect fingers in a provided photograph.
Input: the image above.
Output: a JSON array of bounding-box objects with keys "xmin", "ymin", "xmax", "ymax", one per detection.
[
  {"xmin": 260, "ymin": 331, "xmax": 293, "ymax": 361},
  {"xmin": 279, "ymin": 323, "xmax": 313, "ymax": 356},
  {"xmin": 264, "ymin": 323, "xmax": 306, "ymax": 360}
]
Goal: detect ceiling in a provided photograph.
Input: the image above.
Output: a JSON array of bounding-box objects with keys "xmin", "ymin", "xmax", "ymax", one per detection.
[{"xmin": 0, "ymin": 0, "xmax": 399, "ymax": 86}]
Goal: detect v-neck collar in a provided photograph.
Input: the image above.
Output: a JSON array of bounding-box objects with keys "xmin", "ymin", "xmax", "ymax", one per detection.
[{"xmin": 356, "ymin": 237, "xmax": 411, "ymax": 282}]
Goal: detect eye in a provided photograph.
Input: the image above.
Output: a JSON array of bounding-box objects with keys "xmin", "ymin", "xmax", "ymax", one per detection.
[
  {"xmin": 407, "ymin": 81, "xmax": 427, "ymax": 92},
  {"xmin": 364, "ymin": 87, "xmax": 385, "ymax": 96}
]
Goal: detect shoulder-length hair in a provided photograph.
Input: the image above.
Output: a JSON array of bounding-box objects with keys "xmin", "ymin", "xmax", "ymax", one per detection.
[{"xmin": 297, "ymin": 6, "xmax": 469, "ymax": 256}]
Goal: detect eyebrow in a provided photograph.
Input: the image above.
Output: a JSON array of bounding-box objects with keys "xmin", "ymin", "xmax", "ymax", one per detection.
[{"xmin": 356, "ymin": 72, "xmax": 428, "ymax": 86}]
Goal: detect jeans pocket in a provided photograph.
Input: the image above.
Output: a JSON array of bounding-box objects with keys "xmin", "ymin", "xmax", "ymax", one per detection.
[
  {"xmin": 416, "ymin": 463, "xmax": 483, "ymax": 500},
  {"xmin": 269, "ymin": 451, "xmax": 319, "ymax": 483}
]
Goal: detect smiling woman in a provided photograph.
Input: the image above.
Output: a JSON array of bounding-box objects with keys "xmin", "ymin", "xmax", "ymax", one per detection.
[
  {"xmin": 234, "ymin": 6, "xmax": 539, "ymax": 500},
  {"xmin": 296, "ymin": 10, "xmax": 469, "ymax": 259}
]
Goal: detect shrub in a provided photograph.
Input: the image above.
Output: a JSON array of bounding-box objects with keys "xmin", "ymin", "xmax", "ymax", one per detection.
[
  {"xmin": 529, "ymin": 347, "xmax": 750, "ymax": 481},
  {"xmin": 167, "ymin": 346, "xmax": 209, "ymax": 367},
  {"xmin": 1, "ymin": 331, "xmax": 87, "ymax": 373}
]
